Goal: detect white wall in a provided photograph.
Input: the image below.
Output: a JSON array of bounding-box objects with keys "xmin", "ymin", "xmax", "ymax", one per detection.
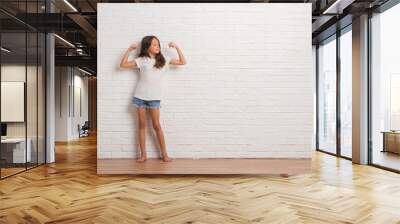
[
  {"xmin": 71, "ymin": 73, "xmax": 89, "ymax": 138},
  {"xmin": 1, "ymin": 65, "xmax": 41, "ymax": 138},
  {"xmin": 55, "ymin": 67, "xmax": 69, "ymax": 141},
  {"xmin": 55, "ymin": 67, "xmax": 89, "ymax": 141},
  {"xmin": 97, "ymin": 3, "xmax": 313, "ymax": 159}
]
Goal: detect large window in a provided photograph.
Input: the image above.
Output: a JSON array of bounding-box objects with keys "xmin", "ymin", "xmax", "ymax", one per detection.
[
  {"xmin": 317, "ymin": 25, "xmax": 353, "ymax": 159},
  {"xmin": 317, "ymin": 36, "xmax": 337, "ymax": 154},
  {"xmin": 370, "ymin": 3, "xmax": 400, "ymax": 171},
  {"xmin": 340, "ymin": 27, "xmax": 352, "ymax": 158}
]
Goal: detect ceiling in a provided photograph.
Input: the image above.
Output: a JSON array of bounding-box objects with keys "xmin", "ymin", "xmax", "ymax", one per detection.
[{"xmin": 0, "ymin": 0, "xmax": 392, "ymax": 75}]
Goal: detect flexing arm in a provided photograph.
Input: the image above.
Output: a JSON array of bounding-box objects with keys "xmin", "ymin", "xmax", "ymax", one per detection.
[
  {"xmin": 168, "ymin": 42, "xmax": 187, "ymax": 65},
  {"xmin": 120, "ymin": 42, "xmax": 139, "ymax": 69}
]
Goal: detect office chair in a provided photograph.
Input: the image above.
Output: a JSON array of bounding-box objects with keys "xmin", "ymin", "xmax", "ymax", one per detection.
[{"xmin": 78, "ymin": 121, "xmax": 90, "ymax": 138}]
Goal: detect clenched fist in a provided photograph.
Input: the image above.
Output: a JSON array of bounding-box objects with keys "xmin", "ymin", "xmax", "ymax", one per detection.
[
  {"xmin": 129, "ymin": 42, "xmax": 139, "ymax": 50},
  {"xmin": 168, "ymin": 42, "xmax": 178, "ymax": 48}
]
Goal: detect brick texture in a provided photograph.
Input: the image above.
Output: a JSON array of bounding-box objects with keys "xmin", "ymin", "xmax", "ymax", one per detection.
[{"xmin": 97, "ymin": 3, "xmax": 313, "ymax": 159}]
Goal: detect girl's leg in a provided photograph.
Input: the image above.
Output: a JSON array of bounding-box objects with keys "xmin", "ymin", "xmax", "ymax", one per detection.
[
  {"xmin": 149, "ymin": 108, "xmax": 171, "ymax": 162},
  {"xmin": 137, "ymin": 107, "xmax": 147, "ymax": 162}
]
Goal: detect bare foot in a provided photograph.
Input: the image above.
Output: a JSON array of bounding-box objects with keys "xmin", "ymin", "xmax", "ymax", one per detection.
[
  {"xmin": 136, "ymin": 157, "xmax": 147, "ymax": 163},
  {"xmin": 161, "ymin": 156, "xmax": 172, "ymax": 162}
]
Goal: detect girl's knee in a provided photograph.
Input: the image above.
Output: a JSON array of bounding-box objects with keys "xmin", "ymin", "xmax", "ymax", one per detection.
[{"xmin": 152, "ymin": 123, "xmax": 162, "ymax": 131}]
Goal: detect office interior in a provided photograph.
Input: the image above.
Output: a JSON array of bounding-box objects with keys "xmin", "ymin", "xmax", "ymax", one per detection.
[
  {"xmin": 0, "ymin": 0, "xmax": 399, "ymax": 177},
  {"xmin": 0, "ymin": 0, "xmax": 400, "ymax": 222}
]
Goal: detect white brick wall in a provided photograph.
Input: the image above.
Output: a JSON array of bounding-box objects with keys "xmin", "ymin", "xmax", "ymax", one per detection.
[{"xmin": 97, "ymin": 3, "xmax": 313, "ymax": 159}]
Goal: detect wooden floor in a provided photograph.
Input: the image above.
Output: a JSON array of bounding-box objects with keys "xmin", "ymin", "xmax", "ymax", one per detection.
[
  {"xmin": 0, "ymin": 167, "xmax": 26, "ymax": 178},
  {"xmin": 373, "ymin": 151, "xmax": 400, "ymax": 171},
  {"xmin": 1, "ymin": 134, "xmax": 400, "ymax": 223}
]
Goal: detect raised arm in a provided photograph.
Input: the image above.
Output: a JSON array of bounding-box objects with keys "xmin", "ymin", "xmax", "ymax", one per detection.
[
  {"xmin": 120, "ymin": 42, "xmax": 139, "ymax": 69},
  {"xmin": 168, "ymin": 42, "xmax": 186, "ymax": 65}
]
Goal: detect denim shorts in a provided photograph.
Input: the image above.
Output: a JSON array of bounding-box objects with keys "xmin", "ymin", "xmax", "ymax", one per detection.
[{"xmin": 132, "ymin": 97, "xmax": 161, "ymax": 109}]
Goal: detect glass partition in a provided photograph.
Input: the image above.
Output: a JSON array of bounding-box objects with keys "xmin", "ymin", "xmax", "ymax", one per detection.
[
  {"xmin": 1, "ymin": 30, "xmax": 28, "ymax": 177},
  {"xmin": 38, "ymin": 32, "xmax": 45, "ymax": 165},
  {"xmin": 27, "ymin": 30, "xmax": 38, "ymax": 169},
  {"xmin": 0, "ymin": 1, "xmax": 46, "ymax": 179}
]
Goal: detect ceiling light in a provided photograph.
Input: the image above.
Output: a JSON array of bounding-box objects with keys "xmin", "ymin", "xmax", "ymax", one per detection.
[
  {"xmin": 54, "ymin": 34, "xmax": 75, "ymax": 48},
  {"xmin": 322, "ymin": 0, "xmax": 354, "ymax": 15},
  {"xmin": 78, "ymin": 67, "xmax": 93, "ymax": 76},
  {"xmin": 63, "ymin": 0, "xmax": 78, "ymax": 12},
  {"xmin": 1, "ymin": 47, "xmax": 11, "ymax": 53}
]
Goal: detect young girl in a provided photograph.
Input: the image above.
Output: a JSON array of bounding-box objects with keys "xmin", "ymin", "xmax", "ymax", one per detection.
[{"xmin": 120, "ymin": 35, "xmax": 186, "ymax": 162}]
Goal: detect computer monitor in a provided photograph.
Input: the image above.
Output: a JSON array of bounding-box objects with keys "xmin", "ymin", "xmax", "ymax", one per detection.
[{"xmin": 1, "ymin": 123, "xmax": 7, "ymax": 137}]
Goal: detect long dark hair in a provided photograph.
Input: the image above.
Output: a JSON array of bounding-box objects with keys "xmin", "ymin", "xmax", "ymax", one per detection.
[{"xmin": 138, "ymin": 35, "xmax": 166, "ymax": 69}]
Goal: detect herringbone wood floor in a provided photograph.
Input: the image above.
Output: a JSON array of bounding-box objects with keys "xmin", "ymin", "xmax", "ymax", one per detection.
[{"xmin": 1, "ymin": 134, "xmax": 400, "ymax": 224}]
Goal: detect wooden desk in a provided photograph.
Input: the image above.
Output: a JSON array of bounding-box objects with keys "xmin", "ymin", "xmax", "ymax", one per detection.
[{"xmin": 381, "ymin": 131, "xmax": 400, "ymax": 154}]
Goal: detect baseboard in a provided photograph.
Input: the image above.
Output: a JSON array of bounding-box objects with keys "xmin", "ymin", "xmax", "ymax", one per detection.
[{"xmin": 97, "ymin": 158, "xmax": 311, "ymax": 175}]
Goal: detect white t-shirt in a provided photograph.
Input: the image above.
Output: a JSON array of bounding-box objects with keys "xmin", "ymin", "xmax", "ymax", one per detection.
[{"xmin": 134, "ymin": 55, "xmax": 171, "ymax": 101}]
